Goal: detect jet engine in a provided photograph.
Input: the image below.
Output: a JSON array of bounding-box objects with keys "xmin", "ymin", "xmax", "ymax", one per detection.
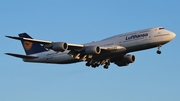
[
  {"xmin": 115, "ymin": 54, "xmax": 135, "ymax": 67},
  {"xmin": 85, "ymin": 46, "xmax": 101, "ymax": 55},
  {"xmin": 52, "ymin": 42, "xmax": 68, "ymax": 52}
]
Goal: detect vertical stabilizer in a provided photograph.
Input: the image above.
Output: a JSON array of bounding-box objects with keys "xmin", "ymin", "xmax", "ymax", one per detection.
[{"xmin": 19, "ymin": 33, "xmax": 47, "ymax": 55}]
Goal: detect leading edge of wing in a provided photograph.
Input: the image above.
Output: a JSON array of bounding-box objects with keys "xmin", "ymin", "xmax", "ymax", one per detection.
[
  {"xmin": 5, "ymin": 53, "xmax": 38, "ymax": 59},
  {"xmin": 5, "ymin": 35, "xmax": 84, "ymax": 47},
  {"xmin": 6, "ymin": 35, "xmax": 85, "ymax": 49},
  {"xmin": 5, "ymin": 35, "xmax": 52, "ymax": 44},
  {"xmin": 100, "ymin": 46, "xmax": 126, "ymax": 51}
]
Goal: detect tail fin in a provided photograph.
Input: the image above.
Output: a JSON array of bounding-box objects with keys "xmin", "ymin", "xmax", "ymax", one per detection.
[{"xmin": 19, "ymin": 33, "xmax": 47, "ymax": 55}]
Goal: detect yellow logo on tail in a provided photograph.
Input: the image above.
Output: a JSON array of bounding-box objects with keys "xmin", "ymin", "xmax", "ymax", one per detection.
[{"xmin": 23, "ymin": 41, "xmax": 33, "ymax": 50}]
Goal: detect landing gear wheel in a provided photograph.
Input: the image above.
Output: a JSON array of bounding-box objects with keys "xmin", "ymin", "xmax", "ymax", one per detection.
[
  {"xmin": 86, "ymin": 59, "xmax": 93, "ymax": 67},
  {"xmin": 103, "ymin": 65, "xmax": 109, "ymax": 69},
  {"xmin": 95, "ymin": 63, "xmax": 99, "ymax": 67},
  {"xmin": 91, "ymin": 63, "xmax": 97, "ymax": 68},
  {"xmin": 86, "ymin": 63, "xmax": 90, "ymax": 67},
  {"xmin": 156, "ymin": 50, "xmax": 161, "ymax": 54},
  {"xmin": 156, "ymin": 45, "xmax": 162, "ymax": 54}
]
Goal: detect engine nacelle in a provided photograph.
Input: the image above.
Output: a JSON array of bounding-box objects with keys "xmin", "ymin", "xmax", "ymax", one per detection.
[
  {"xmin": 115, "ymin": 62, "xmax": 129, "ymax": 67},
  {"xmin": 85, "ymin": 46, "xmax": 101, "ymax": 55},
  {"xmin": 115, "ymin": 54, "xmax": 135, "ymax": 67},
  {"xmin": 52, "ymin": 42, "xmax": 68, "ymax": 52},
  {"xmin": 121, "ymin": 54, "xmax": 135, "ymax": 63}
]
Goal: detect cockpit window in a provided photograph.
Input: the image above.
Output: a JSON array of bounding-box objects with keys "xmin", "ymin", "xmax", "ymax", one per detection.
[{"xmin": 159, "ymin": 27, "xmax": 165, "ymax": 30}]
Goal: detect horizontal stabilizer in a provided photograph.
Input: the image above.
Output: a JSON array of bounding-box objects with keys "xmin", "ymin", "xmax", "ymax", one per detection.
[{"xmin": 5, "ymin": 53, "xmax": 38, "ymax": 59}]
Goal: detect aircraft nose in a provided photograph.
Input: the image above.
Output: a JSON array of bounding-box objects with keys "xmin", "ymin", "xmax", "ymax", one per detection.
[{"xmin": 171, "ymin": 32, "xmax": 176, "ymax": 39}]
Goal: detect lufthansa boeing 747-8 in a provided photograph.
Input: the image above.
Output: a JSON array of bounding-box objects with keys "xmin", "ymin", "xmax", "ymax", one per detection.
[{"xmin": 5, "ymin": 27, "xmax": 176, "ymax": 69}]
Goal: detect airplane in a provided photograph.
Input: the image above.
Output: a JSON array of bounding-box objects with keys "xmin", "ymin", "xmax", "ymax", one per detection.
[{"xmin": 5, "ymin": 27, "xmax": 176, "ymax": 69}]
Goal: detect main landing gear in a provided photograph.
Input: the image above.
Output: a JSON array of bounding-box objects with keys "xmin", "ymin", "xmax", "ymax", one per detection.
[
  {"xmin": 103, "ymin": 59, "xmax": 110, "ymax": 69},
  {"xmin": 85, "ymin": 59, "xmax": 111, "ymax": 69},
  {"xmin": 85, "ymin": 60, "xmax": 100, "ymax": 68},
  {"xmin": 156, "ymin": 45, "xmax": 162, "ymax": 54}
]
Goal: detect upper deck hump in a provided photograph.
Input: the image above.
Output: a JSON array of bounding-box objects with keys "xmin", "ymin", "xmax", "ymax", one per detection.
[{"xmin": 101, "ymin": 27, "xmax": 164, "ymax": 41}]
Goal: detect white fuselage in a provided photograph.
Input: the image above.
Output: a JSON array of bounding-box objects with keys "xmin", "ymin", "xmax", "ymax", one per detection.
[{"xmin": 24, "ymin": 27, "xmax": 176, "ymax": 64}]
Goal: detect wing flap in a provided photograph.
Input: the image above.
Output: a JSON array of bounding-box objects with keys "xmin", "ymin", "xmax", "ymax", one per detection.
[{"xmin": 5, "ymin": 53, "xmax": 38, "ymax": 59}]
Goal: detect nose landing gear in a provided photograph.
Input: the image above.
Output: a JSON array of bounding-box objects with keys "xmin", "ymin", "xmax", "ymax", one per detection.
[
  {"xmin": 157, "ymin": 50, "xmax": 161, "ymax": 54},
  {"xmin": 156, "ymin": 45, "xmax": 162, "ymax": 54}
]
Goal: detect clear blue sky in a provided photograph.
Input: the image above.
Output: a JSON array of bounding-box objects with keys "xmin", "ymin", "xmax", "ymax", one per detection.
[{"xmin": 1, "ymin": 0, "xmax": 180, "ymax": 101}]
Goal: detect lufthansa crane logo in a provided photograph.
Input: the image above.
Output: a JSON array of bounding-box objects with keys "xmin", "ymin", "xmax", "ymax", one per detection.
[{"xmin": 23, "ymin": 41, "xmax": 33, "ymax": 50}]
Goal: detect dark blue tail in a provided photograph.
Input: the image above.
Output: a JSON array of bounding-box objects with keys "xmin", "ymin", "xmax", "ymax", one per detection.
[{"xmin": 19, "ymin": 33, "xmax": 47, "ymax": 55}]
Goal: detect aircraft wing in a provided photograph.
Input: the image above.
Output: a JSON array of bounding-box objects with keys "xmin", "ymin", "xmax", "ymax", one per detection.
[
  {"xmin": 5, "ymin": 53, "xmax": 38, "ymax": 59},
  {"xmin": 6, "ymin": 35, "xmax": 52, "ymax": 44},
  {"xmin": 6, "ymin": 35, "xmax": 126, "ymax": 51},
  {"xmin": 5, "ymin": 35, "xmax": 84, "ymax": 49}
]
